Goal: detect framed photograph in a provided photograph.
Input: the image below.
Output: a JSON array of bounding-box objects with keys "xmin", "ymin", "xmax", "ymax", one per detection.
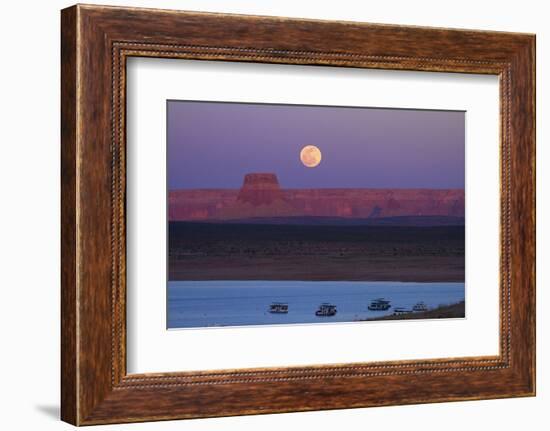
[{"xmin": 61, "ymin": 4, "xmax": 535, "ymax": 425}]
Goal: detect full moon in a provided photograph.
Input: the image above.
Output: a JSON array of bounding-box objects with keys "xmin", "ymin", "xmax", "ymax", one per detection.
[{"xmin": 300, "ymin": 145, "xmax": 322, "ymax": 168}]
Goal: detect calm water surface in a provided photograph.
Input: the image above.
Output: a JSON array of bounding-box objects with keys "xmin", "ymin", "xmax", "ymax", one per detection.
[{"xmin": 167, "ymin": 281, "xmax": 465, "ymax": 329}]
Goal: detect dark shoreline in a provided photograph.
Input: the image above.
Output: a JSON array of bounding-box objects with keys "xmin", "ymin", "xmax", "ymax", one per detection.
[{"xmin": 363, "ymin": 301, "xmax": 465, "ymax": 321}]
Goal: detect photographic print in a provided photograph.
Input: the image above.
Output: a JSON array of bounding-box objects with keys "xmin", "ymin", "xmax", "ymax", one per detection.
[{"xmin": 167, "ymin": 100, "xmax": 465, "ymax": 329}]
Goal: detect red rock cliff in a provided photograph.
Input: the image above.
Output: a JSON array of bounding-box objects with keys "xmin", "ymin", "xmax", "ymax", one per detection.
[
  {"xmin": 168, "ymin": 173, "xmax": 465, "ymax": 221},
  {"xmin": 237, "ymin": 173, "xmax": 285, "ymax": 205}
]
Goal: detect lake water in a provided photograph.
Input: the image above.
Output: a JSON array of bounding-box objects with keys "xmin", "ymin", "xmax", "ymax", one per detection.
[{"xmin": 167, "ymin": 280, "xmax": 465, "ymax": 329}]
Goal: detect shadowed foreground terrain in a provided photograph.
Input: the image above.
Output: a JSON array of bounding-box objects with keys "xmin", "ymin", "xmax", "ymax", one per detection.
[{"xmin": 168, "ymin": 222, "xmax": 465, "ymax": 282}]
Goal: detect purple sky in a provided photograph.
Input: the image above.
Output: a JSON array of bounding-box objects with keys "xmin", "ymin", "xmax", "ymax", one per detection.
[{"xmin": 167, "ymin": 101, "xmax": 464, "ymax": 190}]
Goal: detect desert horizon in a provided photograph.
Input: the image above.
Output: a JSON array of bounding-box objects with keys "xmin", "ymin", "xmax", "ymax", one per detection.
[{"xmin": 169, "ymin": 172, "xmax": 465, "ymax": 223}]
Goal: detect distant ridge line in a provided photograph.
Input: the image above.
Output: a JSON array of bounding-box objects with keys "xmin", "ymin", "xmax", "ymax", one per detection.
[
  {"xmin": 169, "ymin": 172, "xmax": 465, "ymax": 222},
  {"xmin": 171, "ymin": 215, "xmax": 465, "ymax": 227}
]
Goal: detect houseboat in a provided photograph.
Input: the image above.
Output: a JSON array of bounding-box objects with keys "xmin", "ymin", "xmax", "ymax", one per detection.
[
  {"xmin": 393, "ymin": 307, "xmax": 412, "ymax": 315},
  {"xmin": 368, "ymin": 298, "xmax": 391, "ymax": 311},
  {"xmin": 269, "ymin": 302, "xmax": 289, "ymax": 314},
  {"xmin": 315, "ymin": 303, "xmax": 337, "ymax": 317}
]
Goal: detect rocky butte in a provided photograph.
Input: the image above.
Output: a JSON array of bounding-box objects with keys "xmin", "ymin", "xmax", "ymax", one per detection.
[
  {"xmin": 237, "ymin": 173, "xmax": 287, "ymax": 205},
  {"xmin": 169, "ymin": 173, "xmax": 465, "ymax": 223}
]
